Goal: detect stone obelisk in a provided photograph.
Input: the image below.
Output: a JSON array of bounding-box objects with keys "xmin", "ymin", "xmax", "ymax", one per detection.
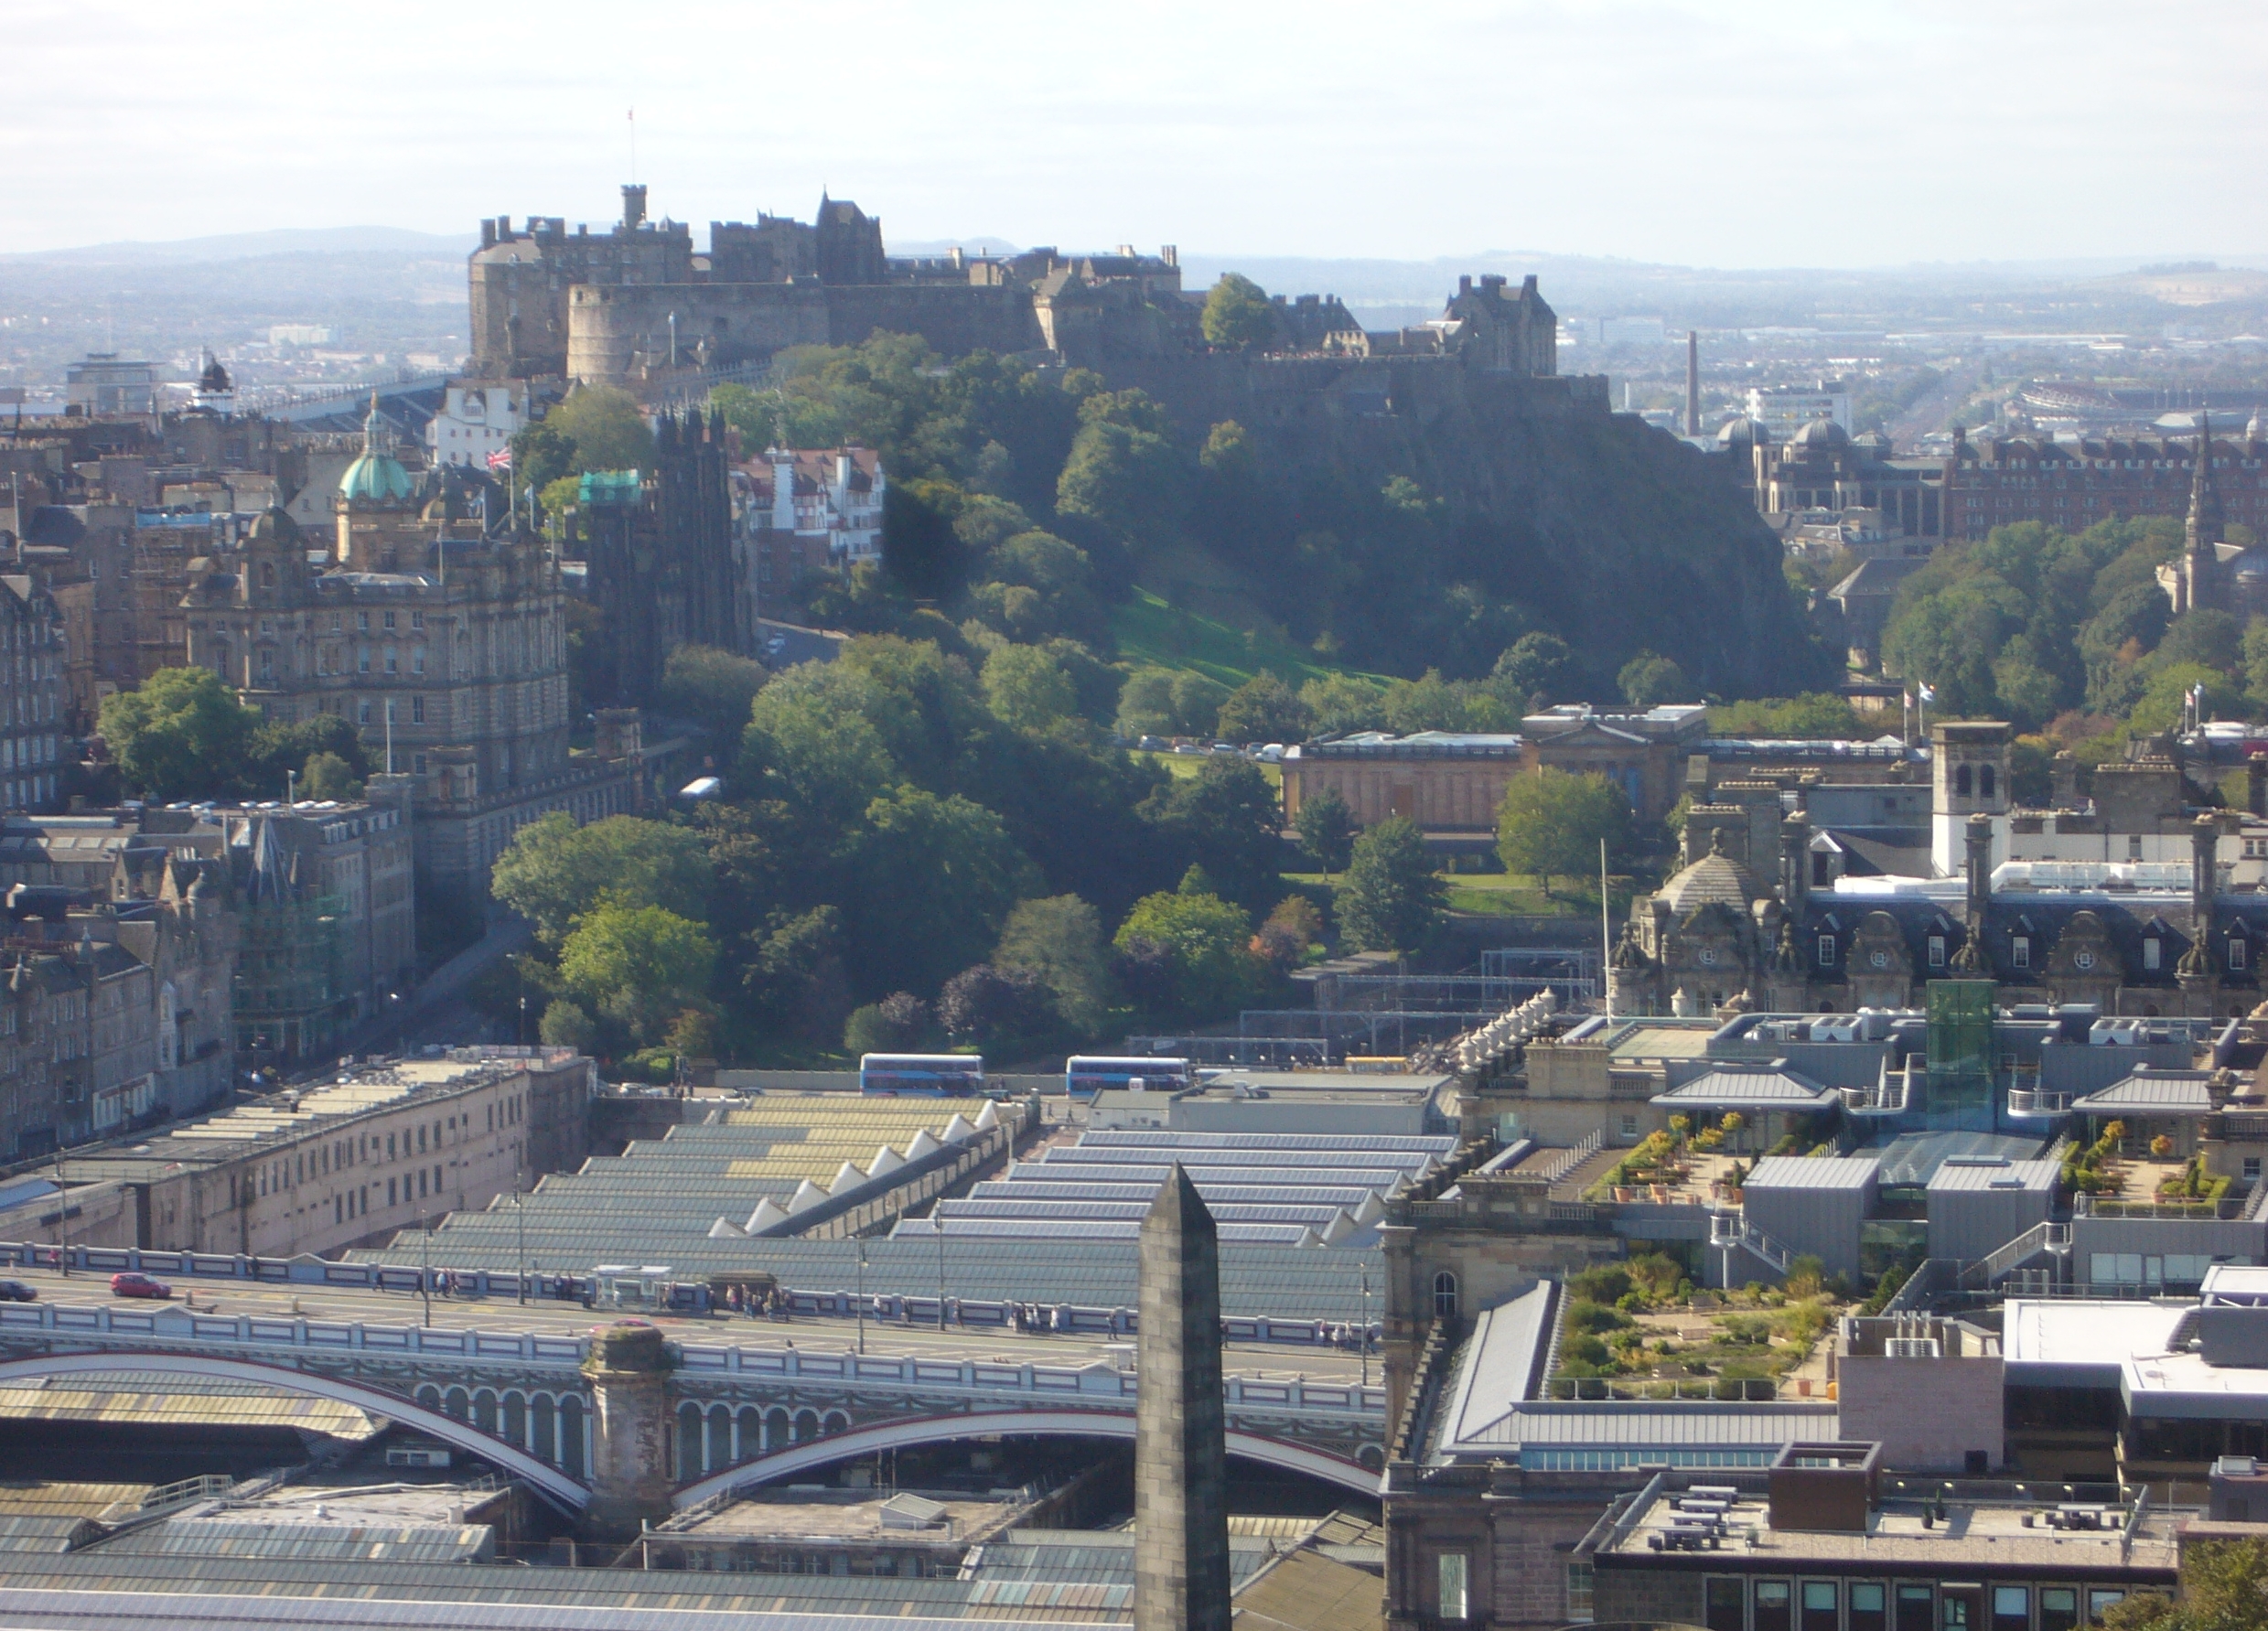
[{"xmin": 1135, "ymin": 1163, "xmax": 1231, "ymax": 1631}]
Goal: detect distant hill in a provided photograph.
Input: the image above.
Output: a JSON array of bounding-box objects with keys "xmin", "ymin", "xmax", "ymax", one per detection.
[{"xmin": 0, "ymin": 227, "xmax": 477, "ymax": 266}]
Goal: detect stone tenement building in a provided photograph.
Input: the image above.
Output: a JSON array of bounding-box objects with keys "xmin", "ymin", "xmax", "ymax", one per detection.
[
  {"xmin": 743, "ymin": 442, "xmax": 886, "ymax": 605},
  {"xmin": 569, "ymin": 408, "xmax": 747, "ymax": 706},
  {"xmin": 0, "ymin": 573, "xmax": 64, "ymax": 813},
  {"xmin": 177, "ymin": 406, "xmax": 651, "ymax": 900},
  {"xmin": 0, "ymin": 845, "xmax": 237, "ymax": 1156},
  {"xmin": 50, "ymin": 1046, "xmax": 593, "ymax": 1259}
]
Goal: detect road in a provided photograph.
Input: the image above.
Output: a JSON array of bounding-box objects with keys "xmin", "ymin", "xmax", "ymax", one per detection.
[{"xmin": 0, "ymin": 1264, "xmax": 1379, "ymax": 1384}]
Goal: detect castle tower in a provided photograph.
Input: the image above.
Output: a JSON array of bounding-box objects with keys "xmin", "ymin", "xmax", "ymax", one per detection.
[
  {"xmin": 1930, "ymin": 721, "xmax": 2011, "ymax": 877},
  {"xmin": 1135, "ymin": 1165, "xmax": 1231, "ymax": 1631}
]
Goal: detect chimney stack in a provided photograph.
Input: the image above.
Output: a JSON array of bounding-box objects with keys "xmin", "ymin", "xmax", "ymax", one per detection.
[{"xmin": 1686, "ymin": 329, "xmax": 1701, "ymax": 436}]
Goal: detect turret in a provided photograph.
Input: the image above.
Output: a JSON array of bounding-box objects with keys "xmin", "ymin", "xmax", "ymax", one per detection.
[{"xmin": 1781, "ymin": 808, "xmax": 1811, "ymax": 916}]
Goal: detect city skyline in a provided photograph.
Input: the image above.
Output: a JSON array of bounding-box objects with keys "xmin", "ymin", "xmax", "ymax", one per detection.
[{"xmin": 5, "ymin": 0, "xmax": 2262, "ymax": 268}]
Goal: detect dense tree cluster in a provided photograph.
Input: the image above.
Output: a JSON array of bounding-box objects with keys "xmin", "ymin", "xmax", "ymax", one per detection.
[
  {"xmin": 489, "ymin": 632, "xmax": 1312, "ymax": 1069},
  {"xmin": 97, "ymin": 667, "xmax": 372, "ymax": 804}
]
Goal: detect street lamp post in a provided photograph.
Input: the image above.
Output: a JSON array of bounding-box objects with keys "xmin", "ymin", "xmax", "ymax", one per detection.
[
  {"xmin": 516, "ymin": 1188, "xmax": 526, "ymax": 1305},
  {"xmin": 1359, "ymin": 1263, "xmax": 1372, "ymax": 1390},
  {"xmin": 937, "ymin": 1226, "xmax": 947, "ymax": 1330},
  {"xmin": 855, "ymin": 1239, "xmax": 868, "ymax": 1356},
  {"xmin": 419, "ymin": 1224, "xmax": 432, "ymax": 1326}
]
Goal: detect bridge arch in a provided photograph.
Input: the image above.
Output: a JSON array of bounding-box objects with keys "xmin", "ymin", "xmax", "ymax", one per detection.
[
  {"xmin": 0, "ymin": 1352, "xmax": 587, "ymax": 1509},
  {"xmin": 669, "ymin": 1408, "xmax": 1380, "ymax": 1508}
]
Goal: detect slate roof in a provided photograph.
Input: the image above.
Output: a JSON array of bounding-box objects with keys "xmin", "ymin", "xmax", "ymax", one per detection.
[{"xmin": 1650, "ymin": 1063, "xmax": 1839, "ymax": 1108}]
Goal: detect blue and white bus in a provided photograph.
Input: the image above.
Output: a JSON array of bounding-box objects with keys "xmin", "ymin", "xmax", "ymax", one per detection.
[
  {"xmin": 1065, "ymin": 1056, "xmax": 1193, "ymax": 1102},
  {"xmin": 859, "ymin": 1054, "xmax": 984, "ymax": 1096}
]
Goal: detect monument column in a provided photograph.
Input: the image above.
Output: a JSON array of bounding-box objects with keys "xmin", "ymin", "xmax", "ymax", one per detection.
[
  {"xmin": 1135, "ymin": 1164, "xmax": 1231, "ymax": 1631},
  {"xmin": 581, "ymin": 1320, "xmax": 678, "ymax": 1541}
]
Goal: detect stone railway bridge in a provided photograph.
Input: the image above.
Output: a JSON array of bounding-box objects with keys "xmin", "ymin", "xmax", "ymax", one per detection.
[{"xmin": 0, "ymin": 1297, "xmax": 1387, "ymax": 1536}]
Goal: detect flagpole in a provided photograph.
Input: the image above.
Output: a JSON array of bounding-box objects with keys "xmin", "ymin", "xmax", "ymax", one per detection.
[{"xmin": 1600, "ymin": 837, "xmax": 1612, "ymax": 1022}]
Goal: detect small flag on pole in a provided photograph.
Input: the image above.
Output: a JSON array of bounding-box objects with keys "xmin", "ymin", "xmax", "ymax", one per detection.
[
  {"xmin": 486, "ymin": 446, "xmax": 511, "ymax": 472},
  {"xmin": 1917, "ymin": 682, "xmax": 1936, "ymax": 703}
]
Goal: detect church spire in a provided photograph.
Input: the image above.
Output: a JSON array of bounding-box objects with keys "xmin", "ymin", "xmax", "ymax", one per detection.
[{"xmin": 2188, "ymin": 410, "xmax": 2225, "ymax": 553}]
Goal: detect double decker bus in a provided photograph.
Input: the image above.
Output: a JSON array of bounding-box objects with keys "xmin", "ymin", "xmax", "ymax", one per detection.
[
  {"xmin": 1064, "ymin": 1056, "xmax": 1193, "ymax": 1102},
  {"xmin": 858, "ymin": 1054, "xmax": 984, "ymax": 1096}
]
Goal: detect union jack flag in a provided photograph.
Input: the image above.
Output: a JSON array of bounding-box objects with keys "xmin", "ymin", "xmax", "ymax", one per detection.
[{"xmin": 486, "ymin": 446, "xmax": 512, "ymax": 472}]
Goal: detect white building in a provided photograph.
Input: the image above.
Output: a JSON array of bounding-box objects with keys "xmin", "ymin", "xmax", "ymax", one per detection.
[
  {"xmin": 425, "ymin": 382, "xmax": 529, "ymax": 470},
  {"xmin": 1747, "ymin": 383, "xmax": 1854, "ymax": 440},
  {"xmin": 743, "ymin": 444, "xmax": 887, "ymax": 577}
]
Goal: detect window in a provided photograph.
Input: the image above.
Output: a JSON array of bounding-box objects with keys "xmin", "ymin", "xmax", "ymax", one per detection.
[
  {"xmin": 1929, "ymin": 935, "xmax": 1947, "ymax": 968},
  {"xmin": 2040, "ymin": 1589, "xmax": 2079, "ymax": 1631},
  {"xmin": 2011, "ymin": 936, "xmax": 2030, "ymax": 970},
  {"xmin": 1980, "ymin": 765, "xmax": 1996, "ymax": 800},
  {"xmin": 2144, "ymin": 937, "xmax": 2162, "ymax": 971},
  {"xmin": 357, "ymin": 613, "xmax": 370, "ymax": 633},
  {"xmin": 1564, "ymin": 1561, "xmax": 1595, "ymax": 1624},
  {"xmin": 411, "ymin": 611, "xmax": 424, "ymax": 630},
  {"xmin": 358, "ymin": 645, "xmax": 371, "ymax": 674},
  {"xmin": 1755, "ymin": 1582, "xmax": 1792, "ymax": 1631},
  {"xmin": 1802, "ymin": 1582, "xmax": 1839, "ymax": 1631},
  {"xmin": 413, "ymin": 647, "xmax": 425, "ymax": 674},
  {"xmin": 386, "ymin": 1176, "xmax": 397, "ymax": 1207},
  {"xmin": 1944, "ymin": 1596, "xmax": 1971, "ymax": 1631},
  {"xmin": 1956, "ymin": 764, "xmax": 1972, "ymax": 798},
  {"xmin": 382, "ymin": 610, "xmax": 396, "ymax": 630},
  {"xmin": 1435, "ymin": 1553, "xmax": 1469, "ymax": 1621},
  {"xmin": 2233, "ymin": 937, "xmax": 2249, "ymax": 971},
  {"xmin": 1433, "ymin": 1272, "xmax": 1458, "ymax": 1321},
  {"xmin": 2130, "ymin": 834, "xmax": 2145, "ymax": 861},
  {"xmin": 384, "ymin": 647, "xmax": 397, "ymax": 674},
  {"xmin": 414, "ymin": 753, "xmax": 427, "ymax": 774},
  {"xmin": 2246, "ymin": 1158, "xmax": 2262, "ymax": 1182},
  {"xmin": 1818, "ymin": 935, "xmax": 1835, "ymax": 965},
  {"xmin": 359, "ymin": 701, "xmax": 371, "ymax": 725},
  {"xmin": 412, "ymin": 696, "xmax": 425, "ymax": 724},
  {"xmin": 1619, "ymin": 1114, "xmax": 1638, "ymax": 1137},
  {"xmin": 1897, "ymin": 1586, "xmax": 1935, "ymax": 1631},
  {"xmin": 1709, "ymin": 1579, "xmax": 1748, "ymax": 1631},
  {"xmin": 2088, "ymin": 1593, "xmax": 2125, "ymax": 1627},
  {"xmin": 1852, "ymin": 1584, "xmax": 1887, "ymax": 1631}
]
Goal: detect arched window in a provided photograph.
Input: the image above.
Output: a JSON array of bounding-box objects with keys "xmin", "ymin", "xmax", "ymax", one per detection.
[
  {"xmin": 793, "ymin": 1409, "xmax": 821, "ymax": 1444},
  {"xmin": 1979, "ymin": 765, "xmax": 1996, "ymax": 800},
  {"xmin": 1433, "ymin": 1272, "xmax": 1459, "ymax": 1322},
  {"xmin": 558, "ymin": 1395, "xmax": 586, "ymax": 1479},
  {"xmin": 736, "ymin": 1406, "xmax": 762, "ymax": 1464},
  {"xmin": 764, "ymin": 1407, "xmax": 791, "ymax": 1452},
  {"xmin": 443, "ymin": 1387, "xmax": 470, "ymax": 1422},
  {"xmin": 708, "ymin": 1405, "xmax": 732, "ymax": 1469},
  {"xmin": 501, "ymin": 1392, "xmax": 526, "ymax": 1451},
  {"xmin": 1955, "ymin": 764, "xmax": 1972, "ymax": 799},
  {"xmin": 472, "ymin": 1390, "xmax": 498, "ymax": 1434},
  {"xmin": 677, "ymin": 1401, "xmax": 704, "ymax": 1479},
  {"xmin": 822, "ymin": 1411, "xmax": 851, "ymax": 1437},
  {"xmin": 530, "ymin": 1394, "xmax": 557, "ymax": 1465},
  {"xmin": 414, "ymin": 1385, "xmax": 442, "ymax": 1413}
]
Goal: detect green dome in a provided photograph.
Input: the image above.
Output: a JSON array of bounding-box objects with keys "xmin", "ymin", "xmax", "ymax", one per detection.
[{"xmin": 339, "ymin": 449, "xmax": 414, "ymax": 503}]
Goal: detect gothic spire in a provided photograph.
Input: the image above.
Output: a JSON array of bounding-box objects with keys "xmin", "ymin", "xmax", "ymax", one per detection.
[{"xmin": 2188, "ymin": 410, "xmax": 2225, "ymax": 553}]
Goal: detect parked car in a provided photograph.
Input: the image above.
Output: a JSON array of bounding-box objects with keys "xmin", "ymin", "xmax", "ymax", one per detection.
[
  {"xmin": 1137, "ymin": 735, "xmax": 1166, "ymax": 752},
  {"xmin": 0, "ymin": 1281, "xmax": 36, "ymax": 1302},
  {"xmin": 109, "ymin": 1272, "xmax": 172, "ymax": 1300}
]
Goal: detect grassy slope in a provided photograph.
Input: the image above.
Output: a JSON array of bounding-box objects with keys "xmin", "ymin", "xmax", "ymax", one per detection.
[{"xmin": 1111, "ymin": 585, "xmax": 1393, "ymax": 690}]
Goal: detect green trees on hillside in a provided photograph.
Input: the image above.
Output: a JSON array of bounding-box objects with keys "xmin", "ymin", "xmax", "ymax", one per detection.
[
  {"xmin": 98, "ymin": 667, "xmax": 371, "ymax": 803},
  {"xmin": 1337, "ymin": 817, "xmax": 1446, "ymax": 953},
  {"xmin": 543, "ymin": 384, "xmax": 655, "ymax": 473}
]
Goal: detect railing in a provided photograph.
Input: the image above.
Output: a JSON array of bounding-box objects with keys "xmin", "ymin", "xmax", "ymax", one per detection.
[
  {"xmin": 2074, "ymin": 1194, "xmax": 2245, "ymax": 1220},
  {"xmin": 1536, "ymin": 1130, "xmax": 1603, "ymax": 1185},
  {"xmin": 1959, "ymin": 1222, "xmax": 2071, "ymax": 1291},
  {"xmin": 2009, "ymin": 1089, "xmax": 2074, "ymax": 1115},
  {"xmin": 0, "ymin": 1298, "xmax": 1384, "ymax": 1417},
  {"xmin": 1708, "ymin": 1211, "xmax": 1795, "ymax": 1274}
]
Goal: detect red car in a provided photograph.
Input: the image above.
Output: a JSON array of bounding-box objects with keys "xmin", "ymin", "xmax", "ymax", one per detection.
[{"xmin": 109, "ymin": 1272, "xmax": 172, "ymax": 1300}]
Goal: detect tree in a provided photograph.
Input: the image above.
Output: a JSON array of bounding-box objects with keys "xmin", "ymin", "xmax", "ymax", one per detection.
[
  {"xmin": 1115, "ymin": 668, "xmax": 1179, "ymax": 738},
  {"xmin": 510, "ymin": 422, "xmax": 578, "ymax": 492},
  {"xmin": 1252, "ymin": 894, "xmax": 1324, "ymax": 971},
  {"xmin": 938, "ymin": 962, "xmax": 1058, "ymax": 1046},
  {"xmin": 844, "ymin": 992, "xmax": 931, "ymax": 1055},
  {"xmin": 739, "ymin": 663, "xmax": 900, "ymax": 823},
  {"xmin": 1145, "ymin": 756, "xmax": 1283, "ymax": 907},
  {"xmin": 545, "ymin": 385, "xmax": 653, "ymax": 473},
  {"xmin": 1216, "ymin": 673, "xmax": 1313, "ymax": 745},
  {"xmin": 1299, "ymin": 674, "xmax": 1387, "ymax": 735},
  {"xmin": 659, "ymin": 645, "xmax": 767, "ymax": 744},
  {"xmin": 299, "ymin": 751, "xmax": 360, "ymax": 801},
  {"xmin": 538, "ymin": 999, "xmax": 597, "ymax": 1052},
  {"xmin": 1297, "ymin": 787, "xmax": 1357, "ymax": 874},
  {"xmin": 845, "ymin": 787, "xmax": 1037, "ymax": 997},
  {"xmin": 981, "ymin": 642, "xmax": 1079, "ymax": 733},
  {"xmin": 489, "ymin": 812, "xmax": 715, "ymax": 947},
  {"xmin": 251, "ymin": 711, "xmax": 369, "ymax": 798},
  {"xmin": 1169, "ymin": 672, "xmax": 1231, "ymax": 739},
  {"xmin": 1201, "ymin": 274, "xmax": 1274, "ymax": 350},
  {"xmin": 1618, "ymin": 649, "xmax": 1699, "ymax": 707},
  {"xmin": 1056, "ymin": 391, "xmax": 1184, "ymax": 545},
  {"xmin": 1113, "ymin": 888, "xmax": 1258, "ymax": 1018},
  {"xmin": 1337, "ymin": 816, "xmax": 1446, "ymax": 952},
  {"xmin": 744, "ymin": 906, "xmax": 854, "ymax": 1045},
  {"xmin": 994, "ymin": 894, "xmax": 1113, "ymax": 1034},
  {"xmin": 1497, "ymin": 769, "xmax": 1633, "ymax": 897},
  {"xmin": 98, "ymin": 667, "xmax": 258, "ymax": 799},
  {"xmin": 1489, "ymin": 632, "xmax": 1570, "ymax": 707},
  {"xmin": 557, "ymin": 903, "xmax": 716, "ymax": 1046}
]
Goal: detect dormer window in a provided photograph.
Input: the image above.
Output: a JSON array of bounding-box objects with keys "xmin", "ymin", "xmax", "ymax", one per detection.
[
  {"xmin": 1929, "ymin": 935, "xmax": 1948, "ymax": 968},
  {"xmin": 2011, "ymin": 936, "xmax": 2029, "ymax": 970},
  {"xmin": 2144, "ymin": 937, "xmax": 2162, "ymax": 971},
  {"xmin": 1818, "ymin": 935, "xmax": 1835, "ymax": 966}
]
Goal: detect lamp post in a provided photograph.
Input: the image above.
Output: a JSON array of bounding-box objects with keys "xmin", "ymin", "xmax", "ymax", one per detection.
[
  {"xmin": 937, "ymin": 1225, "xmax": 947, "ymax": 1331},
  {"xmin": 516, "ymin": 1187, "xmax": 526, "ymax": 1305},
  {"xmin": 1360, "ymin": 1263, "xmax": 1371, "ymax": 1389},
  {"xmin": 855, "ymin": 1239, "xmax": 868, "ymax": 1356},
  {"xmin": 419, "ymin": 1223, "xmax": 432, "ymax": 1327}
]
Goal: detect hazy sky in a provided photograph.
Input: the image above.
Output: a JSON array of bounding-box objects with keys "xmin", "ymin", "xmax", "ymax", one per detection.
[{"xmin": 8, "ymin": 0, "xmax": 2262, "ymax": 267}]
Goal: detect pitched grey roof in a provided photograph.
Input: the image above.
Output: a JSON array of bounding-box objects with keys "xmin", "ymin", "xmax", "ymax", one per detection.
[
  {"xmin": 2072, "ymin": 1069, "xmax": 2215, "ymax": 1113},
  {"xmin": 1652, "ymin": 1063, "xmax": 1837, "ymax": 1108},
  {"xmin": 1743, "ymin": 1156, "xmax": 1879, "ymax": 1191}
]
